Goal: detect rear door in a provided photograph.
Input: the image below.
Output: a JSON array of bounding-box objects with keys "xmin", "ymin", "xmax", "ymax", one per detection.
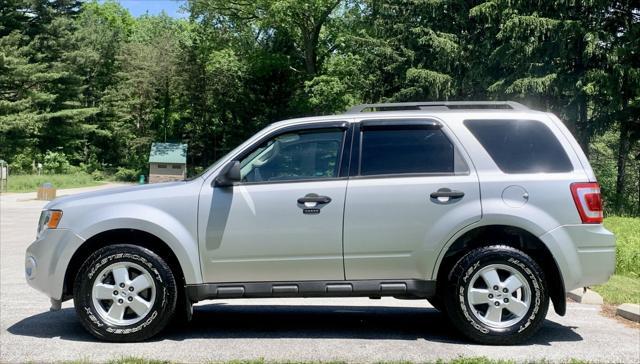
[{"xmin": 343, "ymin": 118, "xmax": 481, "ymax": 280}]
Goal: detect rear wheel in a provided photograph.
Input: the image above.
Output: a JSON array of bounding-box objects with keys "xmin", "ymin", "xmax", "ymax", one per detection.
[
  {"xmin": 444, "ymin": 245, "xmax": 549, "ymax": 345},
  {"xmin": 73, "ymin": 244, "xmax": 177, "ymax": 342}
]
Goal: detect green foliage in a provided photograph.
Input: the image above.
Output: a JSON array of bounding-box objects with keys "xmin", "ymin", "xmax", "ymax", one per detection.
[
  {"xmin": 0, "ymin": 0, "xmax": 638, "ymax": 216},
  {"xmin": 114, "ymin": 167, "xmax": 139, "ymax": 182},
  {"xmin": 43, "ymin": 151, "xmax": 72, "ymax": 174},
  {"xmin": 603, "ymin": 217, "xmax": 640, "ymax": 277},
  {"xmin": 592, "ymin": 274, "xmax": 640, "ymax": 305},
  {"xmin": 5, "ymin": 173, "xmax": 103, "ymax": 193},
  {"xmin": 9, "ymin": 150, "xmax": 36, "ymax": 174}
]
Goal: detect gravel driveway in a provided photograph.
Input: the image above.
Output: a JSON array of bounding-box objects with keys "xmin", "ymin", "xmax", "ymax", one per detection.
[{"xmin": 1, "ymin": 185, "xmax": 639, "ymax": 363}]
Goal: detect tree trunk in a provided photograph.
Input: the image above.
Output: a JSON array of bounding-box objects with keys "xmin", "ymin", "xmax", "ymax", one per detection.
[
  {"xmin": 577, "ymin": 96, "xmax": 590, "ymax": 158},
  {"xmin": 615, "ymin": 121, "xmax": 631, "ymax": 213},
  {"xmin": 303, "ymin": 32, "xmax": 318, "ymax": 76}
]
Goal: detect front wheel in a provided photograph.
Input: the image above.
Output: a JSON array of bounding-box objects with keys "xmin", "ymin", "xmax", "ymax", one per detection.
[
  {"xmin": 444, "ymin": 245, "xmax": 549, "ymax": 345},
  {"xmin": 73, "ymin": 244, "xmax": 177, "ymax": 342}
]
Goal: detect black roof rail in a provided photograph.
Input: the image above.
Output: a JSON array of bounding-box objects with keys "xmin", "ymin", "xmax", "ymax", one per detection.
[{"xmin": 345, "ymin": 101, "xmax": 529, "ymax": 114}]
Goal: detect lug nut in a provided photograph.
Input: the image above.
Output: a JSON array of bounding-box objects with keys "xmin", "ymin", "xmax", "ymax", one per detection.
[
  {"xmin": 119, "ymin": 283, "xmax": 125, "ymax": 288},
  {"xmin": 494, "ymin": 301, "xmax": 500, "ymax": 306},
  {"xmin": 488, "ymin": 294, "xmax": 494, "ymax": 299},
  {"xmin": 118, "ymin": 298, "xmax": 124, "ymax": 304},
  {"xmin": 128, "ymin": 296, "xmax": 133, "ymax": 302},
  {"xmin": 503, "ymin": 298, "xmax": 509, "ymax": 303},
  {"xmin": 128, "ymin": 287, "xmax": 134, "ymax": 292},
  {"xmin": 503, "ymin": 288, "xmax": 508, "ymax": 293},
  {"xmin": 113, "ymin": 290, "xmax": 118, "ymax": 295},
  {"xmin": 493, "ymin": 285, "xmax": 499, "ymax": 290}
]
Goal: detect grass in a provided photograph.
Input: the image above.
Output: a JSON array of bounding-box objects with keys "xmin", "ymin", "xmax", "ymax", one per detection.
[
  {"xmin": 591, "ymin": 216, "xmax": 640, "ymax": 305},
  {"xmin": 603, "ymin": 216, "xmax": 640, "ymax": 277},
  {"xmin": 592, "ymin": 274, "xmax": 640, "ymax": 305},
  {"xmin": 3, "ymin": 173, "xmax": 106, "ymax": 193}
]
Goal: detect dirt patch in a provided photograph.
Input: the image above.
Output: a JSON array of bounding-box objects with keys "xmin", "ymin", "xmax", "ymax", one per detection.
[{"xmin": 601, "ymin": 304, "xmax": 640, "ymax": 329}]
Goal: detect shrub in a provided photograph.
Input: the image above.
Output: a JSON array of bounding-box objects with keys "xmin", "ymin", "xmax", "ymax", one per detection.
[
  {"xmin": 114, "ymin": 167, "xmax": 138, "ymax": 182},
  {"xmin": 9, "ymin": 152, "xmax": 36, "ymax": 174},
  {"xmin": 91, "ymin": 170, "xmax": 105, "ymax": 181},
  {"xmin": 43, "ymin": 151, "xmax": 71, "ymax": 174}
]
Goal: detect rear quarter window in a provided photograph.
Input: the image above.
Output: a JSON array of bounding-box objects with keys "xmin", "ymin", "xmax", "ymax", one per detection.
[{"xmin": 464, "ymin": 119, "xmax": 573, "ymax": 173}]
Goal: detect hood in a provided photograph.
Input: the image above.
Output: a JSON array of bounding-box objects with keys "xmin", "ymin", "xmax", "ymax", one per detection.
[{"xmin": 44, "ymin": 180, "xmax": 200, "ymax": 210}]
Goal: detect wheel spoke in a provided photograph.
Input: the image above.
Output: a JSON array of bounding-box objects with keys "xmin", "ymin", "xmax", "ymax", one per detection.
[
  {"xmin": 484, "ymin": 305, "xmax": 503, "ymax": 323},
  {"xmin": 129, "ymin": 296, "xmax": 151, "ymax": 317},
  {"xmin": 130, "ymin": 274, "xmax": 152, "ymax": 292},
  {"xmin": 503, "ymin": 275, "xmax": 524, "ymax": 292},
  {"xmin": 93, "ymin": 283, "xmax": 115, "ymax": 300},
  {"xmin": 469, "ymin": 288, "xmax": 490, "ymax": 305},
  {"xmin": 506, "ymin": 298, "xmax": 528, "ymax": 317},
  {"xmin": 107, "ymin": 303, "xmax": 126, "ymax": 321},
  {"xmin": 112, "ymin": 267, "xmax": 130, "ymax": 286},
  {"xmin": 481, "ymin": 268, "xmax": 501, "ymax": 288}
]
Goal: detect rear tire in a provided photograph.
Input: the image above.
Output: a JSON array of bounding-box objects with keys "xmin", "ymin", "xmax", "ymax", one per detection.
[
  {"xmin": 444, "ymin": 245, "xmax": 549, "ymax": 345},
  {"xmin": 73, "ymin": 244, "xmax": 177, "ymax": 342}
]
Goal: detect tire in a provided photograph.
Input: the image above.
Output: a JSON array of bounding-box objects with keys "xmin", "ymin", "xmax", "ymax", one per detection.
[
  {"xmin": 443, "ymin": 245, "xmax": 549, "ymax": 345},
  {"xmin": 73, "ymin": 244, "xmax": 177, "ymax": 342}
]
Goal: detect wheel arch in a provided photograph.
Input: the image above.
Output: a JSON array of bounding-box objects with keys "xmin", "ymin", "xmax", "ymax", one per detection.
[
  {"xmin": 433, "ymin": 224, "xmax": 566, "ymax": 316},
  {"xmin": 63, "ymin": 228, "xmax": 192, "ymax": 300}
]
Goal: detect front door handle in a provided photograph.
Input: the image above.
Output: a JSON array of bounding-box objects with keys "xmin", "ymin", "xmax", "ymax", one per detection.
[
  {"xmin": 297, "ymin": 194, "xmax": 332, "ymax": 205},
  {"xmin": 430, "ymin": 188, "xmax": 465, "ymax": 200}
]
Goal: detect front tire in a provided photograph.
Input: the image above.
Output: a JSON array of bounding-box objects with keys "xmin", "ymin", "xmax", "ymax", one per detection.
[
  {"xmin": 444, "ymin": 245, "xmax": 549, "ymax": 345},
  {"xmin": 73, "ymin": 244, "xmax": 177, "ymax": 342}
]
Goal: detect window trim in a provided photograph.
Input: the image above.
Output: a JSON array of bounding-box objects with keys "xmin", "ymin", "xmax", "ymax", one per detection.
[
  {"xmin": 353, "ymin": 119, "xmax": 469, "ymax": 179},
  {"xmin": 232, "ymin": 121, "xmax": 352, "ymax": 186}
]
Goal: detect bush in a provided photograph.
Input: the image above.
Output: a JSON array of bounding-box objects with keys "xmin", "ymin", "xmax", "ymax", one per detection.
[
  {"xmin": 9, "ymin": 151, "xmax": 36, "ymax": 174},
  {"xmin": 91, "ymin": 170, "xmax": 105, "ymax": 181},
  {"xmin": 43, "ymin": 151, "xmax": 72, "ymax": 174},
  {"xmin": 114, "ymin": 167, "xmax": 138, "ymax": 182}
]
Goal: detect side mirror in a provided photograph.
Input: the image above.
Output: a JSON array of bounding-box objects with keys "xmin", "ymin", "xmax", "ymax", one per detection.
[{"xmin": 213, "ymin": 160, "xmax": 241, "ymax": 187}]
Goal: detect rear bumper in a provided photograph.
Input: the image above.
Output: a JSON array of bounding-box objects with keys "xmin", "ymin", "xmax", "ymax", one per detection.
[
  {"xmin": 25, "ymin": 228, "xmax": 85, "ymax": 300},
  {"xmin": 540, "ymin": 224, "xmax": 616, "ymax": 291}
]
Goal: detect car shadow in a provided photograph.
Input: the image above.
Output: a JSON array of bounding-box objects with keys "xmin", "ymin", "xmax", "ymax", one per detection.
[{"xmin": 7, "ymin": 303, "xmax": 582, "ymax": 345}]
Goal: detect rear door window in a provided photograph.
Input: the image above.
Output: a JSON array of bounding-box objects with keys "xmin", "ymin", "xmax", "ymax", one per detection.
[
  {"xmin": 464, "ymin": 119, "xmax": 573, "ymax": 173},
  {"xmin": 359, "ymin": 121, "xmax": 468, "ymax": 176}
]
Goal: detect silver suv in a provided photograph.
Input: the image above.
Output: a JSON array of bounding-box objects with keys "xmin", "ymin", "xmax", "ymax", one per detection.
[{"xmin": 26, "ymin": 101, "xmax": 615, "ymax": 344}]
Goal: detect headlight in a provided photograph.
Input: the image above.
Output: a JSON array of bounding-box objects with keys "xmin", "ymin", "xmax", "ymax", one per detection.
[{"xmin": 37, "ymin": 210, "xmax": 63, "ymax": 236}]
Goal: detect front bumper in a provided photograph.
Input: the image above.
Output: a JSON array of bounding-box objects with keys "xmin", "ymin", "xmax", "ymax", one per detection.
[
  {"xmin": 25, "ymin": 228, "xmax": 85, "ymax": 300},
  {"xmin": 540, "ymin": 224, "xmax": 616, "ymax": 291}
]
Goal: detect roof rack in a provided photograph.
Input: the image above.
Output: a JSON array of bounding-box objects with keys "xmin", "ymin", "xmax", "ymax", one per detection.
[{"xmin": 345, "ymin": 101, "xmax": 529, "ymax": 114}]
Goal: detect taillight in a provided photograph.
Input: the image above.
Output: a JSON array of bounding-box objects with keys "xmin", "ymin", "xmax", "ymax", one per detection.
[{"xmin": 570, "ymin": 182, "xmax": 603, "ymax": 223}]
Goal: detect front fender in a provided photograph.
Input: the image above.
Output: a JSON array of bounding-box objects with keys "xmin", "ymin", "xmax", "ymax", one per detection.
[{"xmin": 68, "ymin": 204, "xmax": 202, "ymax": 286}]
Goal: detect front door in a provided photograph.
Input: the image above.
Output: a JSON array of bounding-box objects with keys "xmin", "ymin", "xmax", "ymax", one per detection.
[
  {"xmin": 343, "ymin": 118, "xmax": 482, "ymax": 280},
  {"xmin": 198, "ymin": 125, "xmax": 349, "ymax": 282}
]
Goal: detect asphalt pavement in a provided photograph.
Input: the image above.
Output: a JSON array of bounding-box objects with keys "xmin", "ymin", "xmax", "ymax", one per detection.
[{"xmin": 1, "ymin": 185, "xmax": 639, "ymax": 363}]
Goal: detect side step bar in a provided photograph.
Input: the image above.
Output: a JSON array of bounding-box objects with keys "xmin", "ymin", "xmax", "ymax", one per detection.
[{"xmin": 186, "ymin": 279, "xmax": 436, "ymax": 301}]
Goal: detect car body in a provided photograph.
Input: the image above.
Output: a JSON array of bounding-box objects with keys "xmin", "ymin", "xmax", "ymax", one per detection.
[{"xmin": 26, "ymin": 101, "xmax": 615, "ymax": 343}]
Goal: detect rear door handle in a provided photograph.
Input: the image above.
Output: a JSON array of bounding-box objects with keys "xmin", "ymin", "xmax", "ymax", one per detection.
[
  {"xmin": 430, "ymin": 189, "xmax": 465, "ymax": 199},
  {"xmin": 297, "ymin": 194, "xmax": 332, "ymax": 204}
]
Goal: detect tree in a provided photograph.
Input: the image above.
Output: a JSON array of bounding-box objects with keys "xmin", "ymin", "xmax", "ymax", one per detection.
[{"xmin": 189, "ymin": 0, "xmax": 342, "ymax": 76}]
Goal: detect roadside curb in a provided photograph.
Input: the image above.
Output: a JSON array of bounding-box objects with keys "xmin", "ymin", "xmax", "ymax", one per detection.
[
  {"xmin": 567, "ymin": 288, "xmax": 604, "ymax": 305},
  {"xmin": 616, "ymin": 303, "xmax": 640, "ymax": 322}
]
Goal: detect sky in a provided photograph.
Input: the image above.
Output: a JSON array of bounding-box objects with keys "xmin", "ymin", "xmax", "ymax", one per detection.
[{"xmin": 109, "ymin": 1, "xmax": 188, "ymax": 19}]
